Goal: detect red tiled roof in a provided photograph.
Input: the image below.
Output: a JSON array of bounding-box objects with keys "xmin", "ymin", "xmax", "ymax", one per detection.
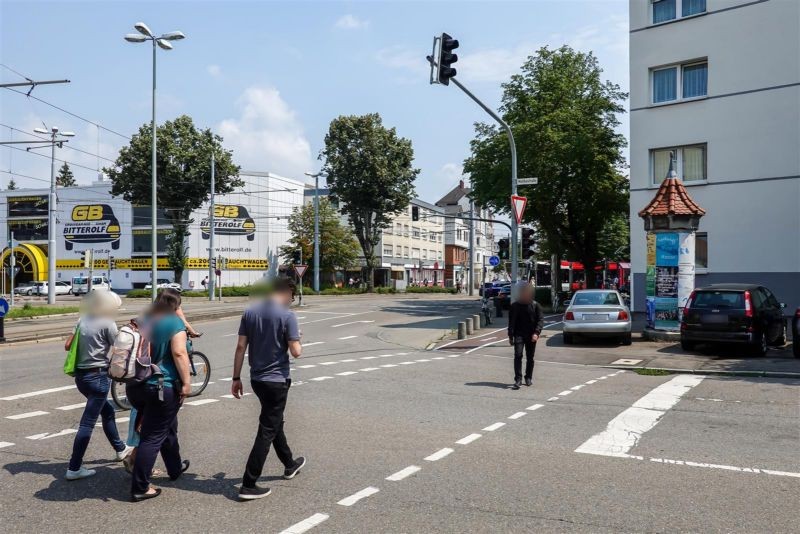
[{"xmin": 638, "ymin": 177, "xmax": 706, "ymax": 217}]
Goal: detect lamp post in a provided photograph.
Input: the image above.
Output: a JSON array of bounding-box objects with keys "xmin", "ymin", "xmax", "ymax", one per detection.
[
  {"xmin": 125, "ymin": 22, "xmax": 185, "ymax": 302},
  {"xmin": 304, "ymin": 171, "xmax": 324, "ymax": 294}
]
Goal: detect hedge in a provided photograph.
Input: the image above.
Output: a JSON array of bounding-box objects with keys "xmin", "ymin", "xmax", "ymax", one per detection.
[{"xmin": 406, "ymin": 286, "xmax": 457, "ymax": 294}]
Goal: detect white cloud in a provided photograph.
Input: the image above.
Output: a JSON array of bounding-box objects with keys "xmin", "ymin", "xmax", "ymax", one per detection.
[
  {"xmin": 206, "ymin": 64, "xmax": 222, "ymax": 78},
  {"xmin": 217, "ymin": 86, "xmax": 312, "ymax": 178},
  {"xmin": 335, "ymin": 14, "xmax": 369, "ymax": 30},
  {"xmin": 437, "ymin": 163, "xmax": 464, "ymax": 183}
]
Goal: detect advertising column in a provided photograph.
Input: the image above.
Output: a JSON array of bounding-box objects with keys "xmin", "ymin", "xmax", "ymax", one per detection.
[
  {"xmin": 654, "ymin": 232, "xmax": 679, "ymax": 330},
  {"xmin": 677, "ymin": 231, "xmax": 696, "ymax": 321},
  {"xmin": 645, "ymin": 233, "xmax": 656, "ymax": 328}
]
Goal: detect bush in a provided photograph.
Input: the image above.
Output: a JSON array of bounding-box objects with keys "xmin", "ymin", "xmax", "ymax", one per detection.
[
  {"xmin": 405, "ymin": 286, "xmax": 456, "ymax": 294},
  {"xmin": 319, "ymin": 287, "xmax": 366, "ymax": 295},
  {"xmin": 374, "ymin": 286, "xmax": 396, "ymax": 294},
  {"xmin": 6, "ymin": 305, "xmax": 79, "ymax": 319},
  {"xmin": 125, "ymin": 283, "xmax": 271, "ymax": 299}
]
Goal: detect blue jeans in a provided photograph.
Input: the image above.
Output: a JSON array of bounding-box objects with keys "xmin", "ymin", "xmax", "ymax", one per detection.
[{"xmin": 68, "ymin": 369, "xmax": 126, "ymax": 471}]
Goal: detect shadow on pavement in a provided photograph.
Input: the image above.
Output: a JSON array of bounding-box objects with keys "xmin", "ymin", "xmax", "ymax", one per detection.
[
  {"xmin": 464, "ymin": 381, "xmax": 514, "ymax": 390},
  {"xmin": 4, "ymin": 459, "xmax": 130, "ymax": 503}
]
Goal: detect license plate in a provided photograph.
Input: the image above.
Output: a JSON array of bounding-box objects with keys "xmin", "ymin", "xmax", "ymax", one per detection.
[{"xmin": 583, "ymin": 314, "xmax": 608, "ymax": 321}]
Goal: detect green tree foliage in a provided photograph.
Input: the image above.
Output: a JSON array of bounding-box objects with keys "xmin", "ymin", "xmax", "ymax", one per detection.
[
  {"xmin": 106, "ymin": 115, "xmax": 241, "ymax": 282},
  {"xmin": 7, "ymin": 178, "xmax": 18, "ymax": 190},
  {"xmin": 464, "ymin": 46, "xmax": 629, "ymax": 288},
  {"xmin": 279, "ymin": 198, "xmax": 360, "ymax": 286},
  {"xmin": 320, "ymin": 113, "xmax": 418, "ymax": 290},
  {"xmin": 598, "ymin": 213, "xmax": 630, "ymax": 261},
  {"xmin": 56, "ymin": 162, "xmax": 77, "ymax": 187}
]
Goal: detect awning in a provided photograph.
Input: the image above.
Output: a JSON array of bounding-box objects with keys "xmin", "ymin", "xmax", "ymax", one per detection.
[{"xmin": 391, "ymin": 265, "xmax": 405, "ymax": 272}]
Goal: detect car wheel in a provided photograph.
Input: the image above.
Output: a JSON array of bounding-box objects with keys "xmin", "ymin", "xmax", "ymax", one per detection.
[
  {"xmin": 680, "ymin": 339, "xmax": 696, "ymax": 351},
  {"xmin": 751, "ymin": 332, "xmax": 768, "ymax": 357},
  {"xmin": 622, "ymin": 333, "xmax": 632, "ymax": 346},
  {"xmin": 563, "ymin": 332, "xmax": 573, "ymax": 345}
]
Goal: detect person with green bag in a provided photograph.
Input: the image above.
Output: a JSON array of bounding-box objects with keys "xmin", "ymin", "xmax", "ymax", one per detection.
[{"xmin": 64, "ymin": 290, "xmax": 132, "ymax": 481}]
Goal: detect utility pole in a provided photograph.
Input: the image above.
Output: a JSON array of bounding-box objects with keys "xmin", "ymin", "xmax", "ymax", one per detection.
[
  {"xmin": 304, "ymin": 171, "xmax": 323, "ymax": 293},
  {"xmin": 468, "ymin": 197, "xmax": 475, "ymax": 296},
  {"xmin": 9, "ymin": 232, "xmax": 15, "ymax": 307},
  {"xmin": 208, "ymin": 153, "xmax": 216, "ymax": 301}
]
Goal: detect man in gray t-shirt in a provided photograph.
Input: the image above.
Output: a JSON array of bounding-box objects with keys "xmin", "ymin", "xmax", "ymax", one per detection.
[{"xmin": 231, "ymin": 278, "xmax": 306, "ymax": 500}]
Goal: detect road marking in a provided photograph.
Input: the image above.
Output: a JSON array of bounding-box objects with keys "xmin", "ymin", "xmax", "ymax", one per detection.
[
  {"xmin": 547, "ymin": 396, "xmax": 559, "ymax": 401},
  {"xmin": 425, "ymin": 448, "xmax": 454, "ymax": 461},
  {"xmin": 611, "ymin": 358, "xmax": 643, "ymax": 365},
  {"xmin": 398, "ymin": 361, "xmax": 415, "ymax": 365},
  {"xmin": 56, "ymin": 403, "xmax": 86, "ymax": 411},
  {"xmin": 447, "ymin": 354, "xmax": 459, "ymax": 358},
  {"xmin": 185, "ymin": 399, "xmax": 219, "ymax": 406},
  {"xmin": 360, "ymin": 356, "xmax": 378, "ymax": 360},
  {"xmin": 415, "ymin": 359, "xmax": 431, "ymax": 362},
  {"xmin": 558, "ymin": 390, "xmax": 572, "ymax": 396},
  {"xmin": 483, "ymin": 422, "xmax": 506, "ymax": 431},
  {"xmin": 465, "ymin": 338, "xmax": 505, "ymax": 354},
  {"xmin": 1, "ymin": 385, "xmax": 75, "ymax": 401},
  {"xmin": 340, "ymin": 359, "xmax": 357, "ymax": 362},
  {"xmin": 310, "ymin": 376, "xmax": 333, "ymax": 382},
  {"xmin": 223, "ymin": 333, "xmax": 238, "ymax": 337},
  {"xmin": 359, "ymin": 367, "xmax": 379, "ymax": 372},
  {"xmin": 508, "ymin": 411, "xmax": 527, "ymax": 420},
  {"xmin": 456, "ymin": 433, "xmax": 482, "ymax": 445},
  {"xmin": 336, "ymin": 371, "xmax": 358, "ymax": 376},
  {"xmin": 191, "ymin": 381, "xmax": 213, "ymax": 387},
  {"xmin": 396, "ymin": 352, "xmax": 410, "ymax": 355},
  {"xmin": 27, "ymin": 429, "xmax": 77, "ymax": 440},
  {"xmin": 432, "ymin": 356, "xmax": 446, "ymax": 360},
  {"xmin": 295, "ymin": 316, "xmax": 306, "ymax": 320},
  {"xmin": 6, "ymin": 410, "xmax": 49, "ymax": 420},
  {"xmin": 320, "ymin": 361, "xmax": 339, "ymax": 366},
  {"xmin": 279, "ymin": 513, "xmax": 330, "ymax": 534},
  {"xmin": 338, "ymin": 335, "xmax": 358, "ymax": 340},
  {"xmin": 543, "ymin": 321, "xmax": 564, "ymax": 329},
  {"xmin": 585, "ymin": 379, "xmax": 598, "ymax": 384},
  {"xmin": 380, "ymin": 364, "xmax": 397, "ymax": 368},
  {"xmin": 331, "ymin": 320, "xmax": 375, "ymax": 328},
  {"xmin": 435, "ymin": 327, "xmax": 507, "ymax": 349},
  {"xmin": 298, "ymin": 365, "xmax": 317, "ymax": 368},
  {"xmin": 337, "ymin": 486, "xmax": 380, "ymax": 506},
  {"xmin": 302, "ymin": 342, "xmax": 325, "ymax": 347},
  {"xmin": 386, "ymin": 465, "xmax": 421, "ymax": 481},
  {"xmin": 220, "ymin": 377, "xmax": 233, "ymax": 381},
  {"xmin": 526, "ymin": 404, "xmax": 544, "ymax": 411},
  {"xmin": 593, "ymin": 453, "xmax": 800, "ymax": 479},
  {"xmin": 576, "ymin": 374, "xmax": 704, "ymax": 457},
  {"xmin": 598, "ymin": 376, "xmax": 608, "ymax": 380},
  {"xmin": 570, "ymin": 385, "xmax": 585, "ymax": 391},
  {"xmin": 97, "ymin": 417, "xmax": 129, "ymax": 426},
  {"xmin": 0, "ymin": 442, "xmax": 14, "ymax": 449}
]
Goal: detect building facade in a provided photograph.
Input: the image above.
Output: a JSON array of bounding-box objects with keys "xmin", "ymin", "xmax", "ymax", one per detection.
[
  {"xmin": 629, "ymin": 0, "xmax": 800, "ymax": 311},
  {"xmin": 1, "ymin": 172, "xmax": 304, "ymax": 292}
]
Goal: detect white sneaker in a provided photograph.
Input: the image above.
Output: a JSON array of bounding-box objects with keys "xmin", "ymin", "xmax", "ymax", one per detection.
[
  {"xmin": 65, "ymin": 467, "xmax": 96, "ymax": 481},
  {"xmin": 116, "ymin": 445, "xmax": 134, "ymax": 461}
]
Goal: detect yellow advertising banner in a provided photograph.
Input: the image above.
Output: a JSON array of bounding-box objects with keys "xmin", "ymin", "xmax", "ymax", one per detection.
[
  {"xmin": 185, "ymin": 258, "xmax": 268, "ymax": 270},
  {"xmin": 56, "ymin": 257, "xmax": 268, "ymax": 271}
]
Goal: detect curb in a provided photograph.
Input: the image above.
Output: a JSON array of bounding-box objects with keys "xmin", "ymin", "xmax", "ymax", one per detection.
[{"xmin": 604, "ymin": 365, "xmax": 800, "ymax": 379}]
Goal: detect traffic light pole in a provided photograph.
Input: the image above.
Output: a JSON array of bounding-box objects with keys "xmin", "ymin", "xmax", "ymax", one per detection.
[
  {"xmin": 468, "ymin": 197, "xmax": 475, "ymax": 296},
  {"xmin": 208, "ymin": 153, "xmax": 216, "ymax": 301}
]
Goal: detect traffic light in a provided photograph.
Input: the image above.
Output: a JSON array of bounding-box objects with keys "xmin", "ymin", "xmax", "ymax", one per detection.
[
  {"xmin": 221, "ymin": 257, "xmax": 229, "ymax": 269},
  {"xmin": 80, "ymin": 250, "xmax": 92, "ymax": 268},
  {"xmin": 109, "ymin": 256, "xmax": 116, "ymax": 270},
  {"xmin": 210, "ymin": 257, "xmax": 217, "ymax": 269},
  {"xmin": 411, "ymin": 206, "xmax": 419, "ymax": 221},
  {"xmin": 521, "ymin": 228, "xmax": 535, "ymax": 260},
  {"xmin": 498, "ymin": 238, "xmax": 509, "ymax": 260},
  {"xmin": 437, "ymin": 32, "xmax": 459, "ymax": 85},
  {"xmin": 291, "ymin": 249, "xmax": 301, "ymax": 264}
]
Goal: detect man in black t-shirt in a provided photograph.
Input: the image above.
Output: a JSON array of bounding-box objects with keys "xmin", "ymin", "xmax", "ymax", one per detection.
[{"xmin": 508, "ymin": 283, "xmax": 544, "ymax": 389}]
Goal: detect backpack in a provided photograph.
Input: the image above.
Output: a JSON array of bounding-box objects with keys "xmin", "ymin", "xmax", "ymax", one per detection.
[{"xmin": 108, "ymin": 319, "xmax": 162, "ymax": 385}]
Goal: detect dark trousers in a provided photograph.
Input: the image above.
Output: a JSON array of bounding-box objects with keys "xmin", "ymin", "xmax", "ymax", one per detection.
[
  {"xmin": 127, "ymin": 383, "xmax": 183, "ymax": 494},
  {"xmin": 69, "ymin": 369, "xmax": 125, "ymax": 471},
  {"xmin": 242, "ymin": 379, "xmax": 294, "ymax": 488},
  {"xmin": 513, "ymin": 338, "xmax": 536, "ymax": 380}
]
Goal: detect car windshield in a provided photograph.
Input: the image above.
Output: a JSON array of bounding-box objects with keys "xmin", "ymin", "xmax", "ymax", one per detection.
[
  {"xmin": 692, "ymin": 291, "xmax": 745, "ymax": 309},
  {"xmin": 73, "ymin": 278, "xmax": 87, "ymax": 284},
  {"xmin": 572, "ymin": 291, "xmax": 620, "ymax": 306}
]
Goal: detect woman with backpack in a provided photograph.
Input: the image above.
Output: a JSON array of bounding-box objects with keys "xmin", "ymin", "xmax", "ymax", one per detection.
[
  {"xmin": 65, "ymin": 290, "xmax": 132, "ymax": 481},
  {"xmin": 127, "ymin": 290, "xmax": 192, "ymax": 502}
]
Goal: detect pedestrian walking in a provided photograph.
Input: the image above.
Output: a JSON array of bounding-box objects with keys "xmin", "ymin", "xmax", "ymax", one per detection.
[
  {"xmin": 232, "ymin": 277, "xmax": 306, "ymax": 501},
  {"xmin": 64, "ymin": 291, "xmax": 132, "ymax": 481},
  {"xmin": 126, "ymin": 290, "xmax": 192, "ymax": 502},
  {"xmin": 201, "ymin": 275, "xmax": 209, "ymax": 291},
  {"xmin": 507, "ymin": 282, "xmax": 544, "ymax": 389}
]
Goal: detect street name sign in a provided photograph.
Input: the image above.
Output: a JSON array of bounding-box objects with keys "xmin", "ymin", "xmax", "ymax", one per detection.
[
  {"xmin": 511, "ymin": 195, "xmax": 527, "ymax": 224},
  {"xmin": 518, "ymin": 177, "xmax": 538, "ymax": 186}
]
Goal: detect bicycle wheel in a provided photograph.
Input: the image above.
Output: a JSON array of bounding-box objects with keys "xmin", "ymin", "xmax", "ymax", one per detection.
[
  {"xmin": 111, "ymin": 381, "xmax": 132, "ymax": 411},
  {"xmin": 187, "ymin": 351, "xmax": 211, "ymax": 397}
]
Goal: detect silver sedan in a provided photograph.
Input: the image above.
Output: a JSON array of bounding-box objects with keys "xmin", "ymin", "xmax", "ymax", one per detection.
[{"xmin": 563, "ymin": 289, "xmax": 632, "ymax": 345}]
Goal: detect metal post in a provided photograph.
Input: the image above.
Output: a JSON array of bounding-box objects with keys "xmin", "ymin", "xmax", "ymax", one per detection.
[
  {"xmin": 313, "ymin": 173, "xmax": 320, "ymax": 293},
  {"xmin": 9, "ymin": 232, "xmax": 15, "ymax": 307},
  {"xmin": 298, "ymin": 247, "xmax": 304, "ymax": 306},
  {"xmin": 150, "ymin": 38, "xmax": 158, "ymax": 303},
  {"xmin": 208, "ymin": 153, "xmax": 216, "ymax": 301},
  {"xmin": 47, "ymin": 133, "xmax": 57, "ymax": 304},
  {"xmin": 468, "ymin": 197, "xmax": 474, "ymax": 296},
  {"xmin": 88, "ymin": 248, "xmax": 94, "ymax": 292}
]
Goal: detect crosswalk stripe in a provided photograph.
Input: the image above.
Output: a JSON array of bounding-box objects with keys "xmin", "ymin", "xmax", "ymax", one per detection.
[{"xmin": 279, "ymin": 513, "xmax": 329, "ymax": 534}]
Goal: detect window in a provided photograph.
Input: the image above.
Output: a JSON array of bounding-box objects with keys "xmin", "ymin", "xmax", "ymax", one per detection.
[
  {"xmin": 652, "ymin": 61, "xmax": 707, "ymax": 104},
  {"xmin": 652, "ymin": 0, "xmax": 676, "ymax": 24},
  {"xmin": 438, "ymin": 250, "xmax": 443, "ymax": 260},
  {"xmin": 412, "ymin": 248, "xmax": 420, "ymax": 259},
  {"xmin": 403, "ymin": 246, "xmax": 410, "ymax": 259},
  {"xmin": 682, "ymin": 0, "xmax": 705, "ymax": 17},
  {"xmin": 412, "ymin": 227, "xmax": 420, "ymax": 239},
  {"xmin": 429, "ymin": 231, "xmax": 436, "ymax": 242},
  {"xmin": 651, "ymin": 144, "xmax": 706, "ymax": 183},
  {"xmin": 420, "ymin": 229, "xmax": 427, "ymax": 241},
  {"xmin": 383, "ymin": 245, "xmax": 393, "ymax": 257},
  {"xmin": 403, "ymin": 224, "xmax": 409, "ymax": 237},
  {"xmin": 422, "ymin": 249, "xmax": 428, "ymax": 260},
  {"xmin": 395, "ymin": 223, "xmax": 402, "ymax": 235},
  {"xmin": 695, "ymin": 232, "xmax": 708, "ymax": 269}
]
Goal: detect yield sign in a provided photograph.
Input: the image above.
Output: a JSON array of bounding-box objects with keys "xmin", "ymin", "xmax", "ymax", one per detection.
[
  {"xmin": 511, "ymin": 195, "xmax": 527, "ymax": 224},
  {"xmin": 294, "ymin": 264, "xmax": 308, "ymax": 278}
]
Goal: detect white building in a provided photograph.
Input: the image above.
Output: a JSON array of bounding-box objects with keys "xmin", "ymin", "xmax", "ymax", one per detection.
[{"xmin": 629, "ymin": 0, "xmax": 800, "ymax": 311}]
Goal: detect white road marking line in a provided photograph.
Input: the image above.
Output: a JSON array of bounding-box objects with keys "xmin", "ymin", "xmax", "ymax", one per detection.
[
  {"xmin": 386, "ymin": 465, "xmax": 421, "ymax": 481},
  {"xmin": 340, "ymin": 359, "xmax": 357, "ymax": 362},
  {"xmin": 310, "ymin": 376, "xmax": 334, "ymax": 381},
  {"xmin": 611, "ymin": 358, "xmax": 642, "ymax": 365},
  {"xmin": 331, "ymin": 320, "xmax": 375, "ymax": 328},
  {"xmin": 360, "ymin": 356, "xmax": 378, "ymax": 360},
  {"xmin": 336, "ymin": 371, "xmax": 358, "ymax": 376},
  {"xmin": 27, "ymin": 428, "xmax": 77, "ymax": 440},
  {"xmin": 1, "ymin": 385, "xmax": 75, "ymax": 401},
  {"xmin": 465, "ymin": 338, "xmax": 505, "ymax": 354},
  {"xmin": 56, "ymin": 403, "xmax": 86, "ymax": 411},
  {"xmin": 508, "ymin": 412, "xmax": 527, "ymax": 420},
  {"xmin": 7, "ymin": 410, "xmax": 49, "ymax": 420},
  {"xmin": 447, "ymin": 354, "xmax": 459, "ymax": 358},
  {"xmin": 302, "ymin": 342, "xmax": 325, "ymax": 347},
  {"xmin": 585, "ymin": 379, "xmax": 598, "ymax": 384},
  {"xmin": 298, "ymin": 365, "xmax": 317, "ymax": 368},
  {"xmin": 435, "ymin": 327, "xmax": 507, "ymax": 349},
  {"xmin": 320, "ymin": 361, "xmax": 339, "ymax": 366},
  {"xmin": 185, "ymin": 399, "xmax": 219, "ymax": 406},
  {"xmin": 97, "ymin": 417, "xmax": 129, "ymax": 426},
  {"xmin": 0, "ymin": 441, "xmax": 14, "ymax": 449},
  {"xmin": 558, "ymin": 390, "xmax": 572, "ymax": 396},
  {"xmin": 380, "ymin": 364, "xmax": 397, "ymax": 368},
  {"xmin": 456, "ymin": 433, "xmax": 482, "ymax": 445},
  {"xmin": 379, "ymin": 354, "xmax": 394, "ymax": 358},
  {"xmin": 576, "ymin": 374, "xmax": 704, "ymax": 457},
  {"xmin": 223, "ymin": 333, "xmax": 238, "ymax": 337},
  {"xmin": 359, "ymin": 367, "xmax": 379, "ymax": 372},
  {"xmin": 191, "ymin": 381, "xmax": 214, "ymax": 387},
  {"xmin": 221, "ymin": 394, "xmax": 234, "ymax": 399},
  {"xmin": 547, "ymin": 396, "xmax": 560, "ymax": 401},
  {"xmin": 570, "ymin": 385, "xmax": 585, "ymax": 391},
  {"xmin": 425, "ymin": 447, "xmax": 454, "ymax": 461},
  {"xmin": 220, "ymin": 377, "xmax": 233, "ymax": 381},
  {"xmin": 398, "ymin": 361, "xmax": 415, "ymax": 365},
  {"xmin": 543, "ymin": 321, "xmax": 564, "ymax": 329},
  {"xmin": 295, "ymin": 317, "xmax": 306, "ymax": 320},
  {"xmin": 483, "ymin": 422, "xmax": 506, "ymax": 431},
  {"xmin": 598, "ymin": 376, "xmax": 608, "ymax": 380},
  {"xmin": 594, "ymin": 453, "xmax": 800, "ymax": 479},
  {"xmin": 338, "ymin": 335, "xmax": 358, "ymax": 340},
  {"xmin": 396, "ymin": 352, "xmax": 410, "ymax": 355},
  {"xmin": 526, "ymin": 404, "xmax": 544, "ymax": 411},
  {"xmin": 415, "ymin": 359, "xmax": 431, "ymax": 362},
  {"xmin": 337, "ymin": 486, "xmax": 380, "ymax": 506},
  {"xmin": 279, "ymin": 513, "xmax": 330, "ymax": 534},
  {"xmin": 432, "ymin": 356, "xmax": 446, "ymax": 360}
]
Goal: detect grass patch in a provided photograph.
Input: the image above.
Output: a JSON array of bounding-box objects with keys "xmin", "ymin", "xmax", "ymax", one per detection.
[
  {"xmin": 633, "ymin": 368, "xmax": 672, "ymax": 376},
  {"xmin": 6, "ymin": 304, "xmax": 80, "ymax": 319}
]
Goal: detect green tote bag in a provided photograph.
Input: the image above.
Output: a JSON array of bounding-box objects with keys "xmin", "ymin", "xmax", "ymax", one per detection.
[{"xmin": 63, "ymin": 322, "xmax": 80, "ymax": 377}]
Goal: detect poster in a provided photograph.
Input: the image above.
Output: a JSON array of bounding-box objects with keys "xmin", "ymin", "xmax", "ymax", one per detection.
[
  {"xmin": 655, "ymin": 266, "xmax": 678, "ymax": 297},
  {"xmin": 656, "ymin": 233, "xmax": 679, "ymax": 266},
  {"xmin": 653, "ymin": 232, "xmax": 680, "ymax": 330},
  {"xmin": 655, "ymin": 297, "xmax": 679, "ymax": 329}
]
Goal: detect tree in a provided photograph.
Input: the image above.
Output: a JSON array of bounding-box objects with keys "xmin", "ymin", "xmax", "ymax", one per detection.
[
  {"xmin": 320, "ymin": 113, "xmax": 418, "ymax": 290},
  {"xmin": 279, "ymin": 198, "xmax": 360, "ymax": 286},
  {"xmin": 7, "ymin": 178, "xmax": 17, "ymax": 190},
  {"xmin": 464, "ymin": 46, "xmax": 629, "ymax": 289},
  {"xmin": 106, "ymin": 115, "xmax": 241, "ymax": 282},
  {"xmin": 56, "ymin": 162, "xmax": 76, "ymax": 187}
]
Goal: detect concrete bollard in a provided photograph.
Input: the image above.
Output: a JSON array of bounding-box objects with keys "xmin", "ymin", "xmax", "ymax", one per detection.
[
  {"xmin": 494, "ymin": 297, "xmax": 503, "ymax": 318},
  {"xmin": 465, "ymin": 317, "xmax": 473, "ymax": 335},
  {"xmin": 473, "ymin": 314, "xmax": 482, "ymax": 330},
  {"xmin": 457, "ymin": 321, "xmax": 466, "ymax": 339}
]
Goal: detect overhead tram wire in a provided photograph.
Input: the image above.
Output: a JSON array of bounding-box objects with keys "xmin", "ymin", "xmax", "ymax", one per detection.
[{"xmin": 1, "ymin": 123, "xmax": 117, "ymax": 164}]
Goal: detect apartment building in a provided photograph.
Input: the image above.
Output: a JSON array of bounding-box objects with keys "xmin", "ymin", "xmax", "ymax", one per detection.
[{"xmin": 629, "ymin": 0, "xmax": 800, "ymax": 311}]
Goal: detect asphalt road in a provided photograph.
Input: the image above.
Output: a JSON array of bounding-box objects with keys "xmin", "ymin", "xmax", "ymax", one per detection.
[{"xmin": 1, "ymin": 294, "xmax": 798, "ymax": 533}]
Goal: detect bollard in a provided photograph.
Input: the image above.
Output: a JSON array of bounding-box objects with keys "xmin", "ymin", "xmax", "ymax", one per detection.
[
  {"xmin": 457, "ymin": 321, "xmax": 466, "ymax": 339},
  {"xmin": 465, "ymin": 317, "xmax": 473, "ymax": 335},
  {"xmin": 473, "ymin": 314, "xmax": 482, "ymax": 330},
  {"xmin": 494, "ymin": 297, "xmax": 503, "ymax": 318}
]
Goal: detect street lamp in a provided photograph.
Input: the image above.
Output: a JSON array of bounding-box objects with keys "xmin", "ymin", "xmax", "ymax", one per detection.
[
  {"xmin": 125, "ymin": 22, "xmax": 185, "ymax": 302},
  {"xmin": 304, "ymin": 171, "xmax": 324, "ymax": 294}
]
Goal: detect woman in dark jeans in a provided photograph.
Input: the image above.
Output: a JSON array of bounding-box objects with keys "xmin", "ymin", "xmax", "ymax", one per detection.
[{"xmin": 127, "ymin": 290, "xmax": 192, "ymax": 502}]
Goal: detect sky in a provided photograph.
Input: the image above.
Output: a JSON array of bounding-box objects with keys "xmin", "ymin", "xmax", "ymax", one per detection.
[{"xmin": 0, "ymin": 0, "xmax": 629, "ymax": 205}]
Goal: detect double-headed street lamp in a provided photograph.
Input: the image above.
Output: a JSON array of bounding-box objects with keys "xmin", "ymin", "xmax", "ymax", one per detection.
[
  {"xmin": 304, "ymin": 171, "xmax": 325, "ymax": 294},
  {"xmin": 125, "ymin": 22, "xmax": 185, "ymax": 302}
]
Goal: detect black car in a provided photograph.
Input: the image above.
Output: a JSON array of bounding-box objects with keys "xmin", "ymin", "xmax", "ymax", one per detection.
[
  {"xmin": 792, "ymin": 307, "xmax": 800, "ymax": 358},
  {"xmin": 681, "ymin": 284, "xmax": 787, "ymax": 356}
]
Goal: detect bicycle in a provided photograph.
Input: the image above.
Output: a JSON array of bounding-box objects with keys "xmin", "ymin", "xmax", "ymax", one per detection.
[{"xmin": 112, "ymin": 331, "xmax": 211, "ymax": 411}]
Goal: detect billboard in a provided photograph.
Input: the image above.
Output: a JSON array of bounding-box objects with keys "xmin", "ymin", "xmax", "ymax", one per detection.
[{"xmin": 55, "ymin": 188, "xmax": 132, "ymax": 261}]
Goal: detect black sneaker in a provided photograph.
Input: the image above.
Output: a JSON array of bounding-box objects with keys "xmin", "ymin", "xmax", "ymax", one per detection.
[
  {"xmin": 239, "ymin": 485, "xmax": 272, "ymax": 501},
  {"xmin": 284, "ymin": 456, "xmax": 306, "ymax": 480},
  {"xmin": 525, "ymin": 378, "xmax": 532, "ymax": 387},
  {"xmin": 513, "ymin": 378, "xmax": 522, "ymax": 389}
]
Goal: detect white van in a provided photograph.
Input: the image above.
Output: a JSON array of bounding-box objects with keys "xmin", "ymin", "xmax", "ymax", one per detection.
[{"xmin": 72, "ymin": 275, "xmax": 111, "ymax": 295}]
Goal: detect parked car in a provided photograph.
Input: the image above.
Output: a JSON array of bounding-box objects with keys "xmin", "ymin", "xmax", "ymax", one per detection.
[
  {"xmin": 36, "ymin": 281, "xmax": 73, "ymax": 296},
  {"xmin": 144, "ymin": 279, "xmax": 182, "ymax": 293},
  {"xmin": 496, "ymin": 284, "xmax": 512, "ymax": 309},
  {"xmin": 481, "ymin": 281, "xmax": 509, "ymax": 298},
  {"xmin": 72, "ymin": 275, "xmax": 111, "ymax": 295},
  {"xmin": 14, "ymin": 282, "xmax": 39, "ymax": 296},
  {"xmin": 563, "ymin": 289, "xmax": 632, "ymax": 345},
  {"xmin": 792, "ymin": 307, "xmax": 800, "ymax": 358},
  {"xmin": 680, "ymin": 284, "xmax": 786, "ymax": 356}
]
